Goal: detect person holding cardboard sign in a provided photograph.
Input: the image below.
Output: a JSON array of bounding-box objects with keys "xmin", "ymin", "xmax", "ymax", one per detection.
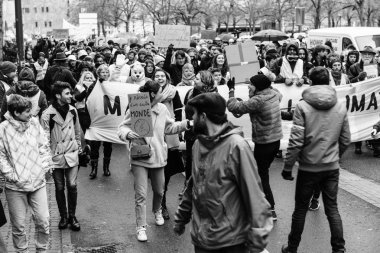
[{"xmin": 118, "ymin": 80, "xmax": 191, "ymax": 242}]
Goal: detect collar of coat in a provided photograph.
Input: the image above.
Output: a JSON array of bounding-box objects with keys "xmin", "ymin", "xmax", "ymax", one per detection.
[{"xmin": 46, "ymin": 104, "xmax": 76, "ymax": 128}]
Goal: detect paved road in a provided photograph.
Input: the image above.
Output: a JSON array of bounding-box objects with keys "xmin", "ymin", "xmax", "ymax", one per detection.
[{"xmin": 71, "ymin": 144, "xmax": 380, "ymax": 253}]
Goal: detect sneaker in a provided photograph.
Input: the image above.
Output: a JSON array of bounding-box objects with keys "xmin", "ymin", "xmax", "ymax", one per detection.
[
  {"xmin": 136, "ymin": 226, "xmax": 147, "ymax": 242},
  {"xmin": 162, "ymin": 206, "xmax": 170, "ymax": 220},
  {"xmin": 309, "ymin": 199, "xmax": 320, "ymax": 211},
  {"xmin": 271, "ymin": 210, "xmax": 277, "ymax": 221},
  {"xmin": 281, "ymin": 245, "xmax": 297, "ymax": 253},
  {"xmin": 154, "ymin": 210, "xmax": 165, "ymax": 226}
]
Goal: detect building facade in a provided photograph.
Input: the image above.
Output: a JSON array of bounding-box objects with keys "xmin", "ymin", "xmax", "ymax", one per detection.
[{"xmin": 3, "ymin": 0, "xmax": 69, "ymax": 36}]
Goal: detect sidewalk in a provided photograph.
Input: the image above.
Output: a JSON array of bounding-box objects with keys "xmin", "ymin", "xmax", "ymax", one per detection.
[{"xmin": 0, "ymin": 179, "xmax": 73, "ymax": 253}]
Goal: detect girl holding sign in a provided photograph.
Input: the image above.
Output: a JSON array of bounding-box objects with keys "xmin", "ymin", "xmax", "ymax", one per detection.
[{"xmin": 118, "ymin": 80, "xmax": 191, "ymax": 242}]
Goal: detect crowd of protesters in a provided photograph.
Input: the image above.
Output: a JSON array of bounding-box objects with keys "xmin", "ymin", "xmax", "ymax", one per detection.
[{"xmin": 0, "ymin": 32, "xmax": 379, "ymax": 253}]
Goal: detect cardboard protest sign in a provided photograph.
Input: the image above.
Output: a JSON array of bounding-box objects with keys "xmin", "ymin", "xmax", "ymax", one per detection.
[
  {"xmin": 127, "ymin": 93, "xmax": 153, "ymax": 137},
  {"xmin": 155, "ymin": 25, "xmax": 191, "ymax": 48},
  {"xmin": 201, "ymin": 30, "xmax": 217, "ymax": 40},
  {"xmin": 364, "ymin": 64, "xmax": 379, "ymax": 79},
  {"xmin": 225, "ymin": 42, "xmax": 260, "ymax": 84},
  {"xmin": 52, "ymin": 29, "xmax": 69, "ymax": 40}
]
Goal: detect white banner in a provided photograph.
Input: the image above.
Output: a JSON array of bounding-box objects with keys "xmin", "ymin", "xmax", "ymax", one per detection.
[{"xmin": 84, "ymin": 78, "xmax": 380, "ymax": 146}]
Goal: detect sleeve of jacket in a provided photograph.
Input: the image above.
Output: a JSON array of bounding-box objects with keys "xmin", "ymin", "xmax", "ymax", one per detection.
[
  {"xmin": 227, "ymin": 96, "xmax": 263, "ymax": 115},
  {"xmin": 73, "ymin": 109, "xmax": 82, "ymax": 153},
  {"xmin": 0, "ymin": 127, "xmax": 18, "ymax": 183},
  {"xmin": 164, "ymin": 107, "xmax": 188, "ymax": 135},
  {"xmin": 231, "ymin": 141, "xmax": 273, "ymax": 252},
  {"xmin": 38, "ymin": 92, "xmax": 48, "ymax": 119},
  {"xmin": 339, "ymin": 111, "xmax": 351, "ymax": 157},
  {"xmin": 284, "ymin": 103, "xmax": 305, "ymax": 172},
  {"xmin": 40, "ymin": 110, "xmax": 52, "ymax": 155},
  {"xmin": 117, "ymin": 110, "xmax": 132, "ymax": 141},
  {"xmin": 347, "ymin": 65, "xmax": 359, "ymax": 83},
  {"xmin": 173, "ymin": 91, "xmax": 183, "ymax": 121},
  {"xmin": 37, "ymin": 122, "xmax": 54, "ymax": 173},
  {"xmin": 163, "ymin": 48, "xmax": 173, "ymax": 73},
  {"xmin": 174, "ymin": 176, "xmax": 193, "ymax": 226}
]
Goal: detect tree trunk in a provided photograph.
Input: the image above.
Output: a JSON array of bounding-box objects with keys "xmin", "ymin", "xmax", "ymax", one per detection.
[
  {"xmin": 125, "ymin": 21, "xmax": 129, "ymax": 32},
  {"xmin": 101, "ymin": 20, "xmax": 106, "ymax": 37},
  {"xmin": 328, "ymin": 11, "xmax": 332, "ymax": 27}
]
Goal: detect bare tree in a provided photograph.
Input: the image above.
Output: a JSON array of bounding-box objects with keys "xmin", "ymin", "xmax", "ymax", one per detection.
[
  {"xmin": 174, "ymin": 0, "xmax": 207, "ymax": 25},
  {"xmin": 272, "ymin": 0, "xmax": 300, "ymax": 31},
  {"xmin": 140, "ymin": 0, "xmax": 180, "ymax": 33}
]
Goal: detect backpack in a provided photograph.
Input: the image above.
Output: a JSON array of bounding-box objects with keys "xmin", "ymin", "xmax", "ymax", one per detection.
[{"xmin": 49, "ymin": 110, "xmax": 77, "ymax": 132}]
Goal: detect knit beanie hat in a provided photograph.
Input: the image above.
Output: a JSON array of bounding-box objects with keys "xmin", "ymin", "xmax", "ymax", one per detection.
[
  {"xmin": 18, "ymin": 67, "xmax": 35, "ymax": 82},
  {"xmin": 250, "ymin": 74, "xmax": 271, "ymax": 91},
  {"xmin": 0, "ymin": 61, "xmax": 17, "ymax": 75},
  {"xmin": 138, "ymin": 49, "xmax": 147, "ymax": 55}
]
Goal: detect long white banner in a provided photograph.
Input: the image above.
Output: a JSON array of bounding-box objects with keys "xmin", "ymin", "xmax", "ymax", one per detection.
[{"xmin": 84, "ymin": 77, "xmax": 380, "ymax": 146}]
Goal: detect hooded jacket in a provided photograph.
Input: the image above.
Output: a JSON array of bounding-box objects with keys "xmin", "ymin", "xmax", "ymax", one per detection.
[
  {"xmin": 0, "ymin": 112, "xmax": 53, "ymax": 192},
  {"xmin": 174, "ymin": 123, "xmax": 272, "ymax": 252},
  {"xmin": 227, "ymin": 87, "xmax": 283, "ymax": 144},
  {"xmin": 344, "ymin": 50, "xmax": 359, "ymax": 73},
  {"xmin": 273, "ymin": 43, "xmax": 304, "ymax": 83},
  {"xmin": 1, "ymin": 80, "xmax": 48, "ymax": 120},
  {"xmin": 284, "ymin": 85, "xmax": 351, "ymax": 173}
]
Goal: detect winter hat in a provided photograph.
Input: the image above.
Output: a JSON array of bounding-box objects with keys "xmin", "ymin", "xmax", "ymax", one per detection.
[
  {"xmin": 18, "ymin": 67, "xmax": 35, "ymax": 82},
  {"xmin": 0, "ymin": 61, "xmax": 17, "ymax": 75},
  {"xmin": 250, "ymin": 74, "xmax": 271, "ymax": 91},
  {"xmin": 78, "ymin": 49, "xmax": 88, "ymax": 60},
  {"xmin": 309, "ymin": 66, "xmax": 330, "ymax": 85},
  {"xmin": 154, "ymin": 54, "xmax": 165, "ymax": 65},
  {"xmin": 138, "ymin": 49, "xmax": 147, "ymax": 56},
  {"xmin": 187, "ymin": 92, "xmax": 227, "ymax": 122},
  {"xmin": 67, "ymin": 55, "xmax": 77, "ymax": 61},
  {"xmin": 329, "ymin": 58, "xmax": 341, "ymax": 69}
]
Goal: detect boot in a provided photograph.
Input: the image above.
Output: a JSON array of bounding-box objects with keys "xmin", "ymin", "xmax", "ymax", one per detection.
[
  {"xmin": 103, "ymin": 158, "xmax": 111, "ymax": 176},
  {"xmin": 90, "ymin": 160, "xmax": 98, "ymax": 179}
]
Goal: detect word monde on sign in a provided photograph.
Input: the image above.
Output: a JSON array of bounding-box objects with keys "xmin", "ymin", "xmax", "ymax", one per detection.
[{"xmin": 128, "ymin": 92, "xmax": 153, "ymax": 137}]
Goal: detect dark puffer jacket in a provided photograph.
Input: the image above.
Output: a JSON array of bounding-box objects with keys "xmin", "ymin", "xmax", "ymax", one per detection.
[{"xmin": 227, "ymin": 87, "xmax": 283, "ymax": 144}]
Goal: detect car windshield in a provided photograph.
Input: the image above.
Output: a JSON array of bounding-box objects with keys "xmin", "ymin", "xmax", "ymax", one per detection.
[{"xmin": 355, "ymin": 35, "xmax": 380, "ymax": 50}]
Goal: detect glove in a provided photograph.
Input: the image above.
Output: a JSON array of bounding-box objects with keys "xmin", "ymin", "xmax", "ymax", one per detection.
[
  {"xmin": 371, "ymin": 129, "xmax": 378, "ymax": 137},
  {"xmin": 358, "ymin": 72, "xmax": 367, "ymax": 81},
  {"xmin": 173, "ymin": 223, "xmax": 185, "ymax": 236},
  {"xmin": 285, "ymin": 78, "xmax": 293, "ymax": 86},
  {"xmin": 281, "ymin": 170, "xmax": 294, "ymax": 181},
  {"xmin": 227, "ymin": 77, "xmax": 235, "ymax": 91},
  {"xmin": 168, "ymin": 44, "xmax": 174, "ymax": 51}
]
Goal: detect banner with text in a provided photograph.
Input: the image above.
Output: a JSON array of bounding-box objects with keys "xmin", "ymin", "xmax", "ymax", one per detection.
[
  {"xmin": 155, "ymin": 25, "xmax": 191, "ymax": 48},
  {"xmin": 84, "ymin": 78, "xmax": 380, "ymax": 145}
]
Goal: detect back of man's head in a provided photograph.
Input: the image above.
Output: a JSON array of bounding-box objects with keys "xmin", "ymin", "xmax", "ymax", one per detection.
[{"xmin": 309, "ymin": 67, "xmax": 330, "ymax": 85}]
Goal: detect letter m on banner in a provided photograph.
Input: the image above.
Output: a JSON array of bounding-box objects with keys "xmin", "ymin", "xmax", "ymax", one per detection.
[{"xmin": 104, "ymin": 95, "xmax": 121, "ymax": 116}]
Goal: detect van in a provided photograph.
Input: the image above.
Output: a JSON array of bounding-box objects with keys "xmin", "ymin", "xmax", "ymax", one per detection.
[{"xmin": 306, "ymin": 27, "xmax": 380, "ymax": 54}]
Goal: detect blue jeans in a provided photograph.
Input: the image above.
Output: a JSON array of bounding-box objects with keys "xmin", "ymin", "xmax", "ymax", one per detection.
[
  {"xmin": 131, "ymin": 165, "xmax": 164, "ymax": 228},
  {"xmin": 287, "ymin": 169, "xmax": 345, "ymax": 253},
  {"xmin": 52, "ymin": 167, "xmax": 78, "ymax": 218},
  {"xmin": 5, "ymin": 186, "xmax": 49, "ymax": 253}
]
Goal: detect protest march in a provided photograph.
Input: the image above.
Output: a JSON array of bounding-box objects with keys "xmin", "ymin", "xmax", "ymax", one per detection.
[{"xmin": 1, "ymin": 1, "xmax": 380, "ymax": 252}]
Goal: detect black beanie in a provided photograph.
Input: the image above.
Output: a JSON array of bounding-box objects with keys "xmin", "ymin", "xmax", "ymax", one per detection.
[{"xmin": 250, "ymin": 74, "xmax": 271, "ymax": 91}]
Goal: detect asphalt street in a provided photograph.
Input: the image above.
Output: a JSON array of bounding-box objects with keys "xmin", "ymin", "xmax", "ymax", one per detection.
[{"xmin": 71, "ymin": 143, "xmax": 380, "ymax": 253}]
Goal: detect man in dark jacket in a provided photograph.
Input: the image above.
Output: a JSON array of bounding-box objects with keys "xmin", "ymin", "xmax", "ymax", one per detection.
[
  {"xmin": 281, "ymin": 67, "xmax": 351, "ymax": 253},
  {"xmin": 163, "ymin": 44, "xmax": 189, "ymax": 86},
  {"xmin": 0, "ymin": 61, "xmax": 17, "ymax": 111},
  {"xmin": 174, "ymin": 93, "xmax": 272, "ymax": 253},
  {"xmin": 43, "ymin": 52, "xmax": 77, "ymax": 101},
  {"xmin": 227, "ymin": 75, "xmax": 283, "ymax": 220}
]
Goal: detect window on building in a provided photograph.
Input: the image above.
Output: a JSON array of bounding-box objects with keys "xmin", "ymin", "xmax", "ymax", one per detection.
[
  {"xmin": 35, "ymin": 22, "xmax": 38, "ymax": 28},
  {"xmin": 49, "ymin": 21, "xmax": 52, "ymax": 27},
  {"xmin": 34, "ymin": 7, "xmax": 37, "ymax": 13},
  {"xmin": 41, "ymin": 7, "xmax": 44, "ymax": 12},
  {"xmin": 25, "ymin": 8, "xmax": 29, "ymax": 13},
  {"xmin": 45, "ymin": 21, "xmax": 47, "ymax": 27},
  {"xmin": 46, "ymin": 7, "xmax": 49, "ymax": 12}
]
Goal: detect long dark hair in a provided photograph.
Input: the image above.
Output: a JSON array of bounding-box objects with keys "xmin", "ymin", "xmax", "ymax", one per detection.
[{"xmin": 211, "ymin": 53, "xmax": 229, "ymax": 77}]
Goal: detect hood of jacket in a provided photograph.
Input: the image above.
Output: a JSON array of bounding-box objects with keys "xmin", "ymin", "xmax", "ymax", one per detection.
[
  {"xmin": 285, "ymin": 42, "xmax": 299, "ymax": 56},
  {"xmin": 4, "ymin": 111, "xmax": 31, "ymax": 133},
  {"xmin": 302, "ymin": 85, "xmax": 337, "ymax": 110},
  {"xmin": 15, "ymin": 80, "xmax": 40, "ymax": 97},
  {"xmin": 197, "ymin": 122, "xmax": 243, "ymax": 151}
]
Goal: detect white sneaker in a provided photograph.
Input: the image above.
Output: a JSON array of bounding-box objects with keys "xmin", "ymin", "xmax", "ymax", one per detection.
[
  {"xmin": 136, "ymin": 226, "xmax": 147, "ymax": 242},
  {"xmin": 154, "ymin": 210, "xmax": 165, "ymax": 226}
]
